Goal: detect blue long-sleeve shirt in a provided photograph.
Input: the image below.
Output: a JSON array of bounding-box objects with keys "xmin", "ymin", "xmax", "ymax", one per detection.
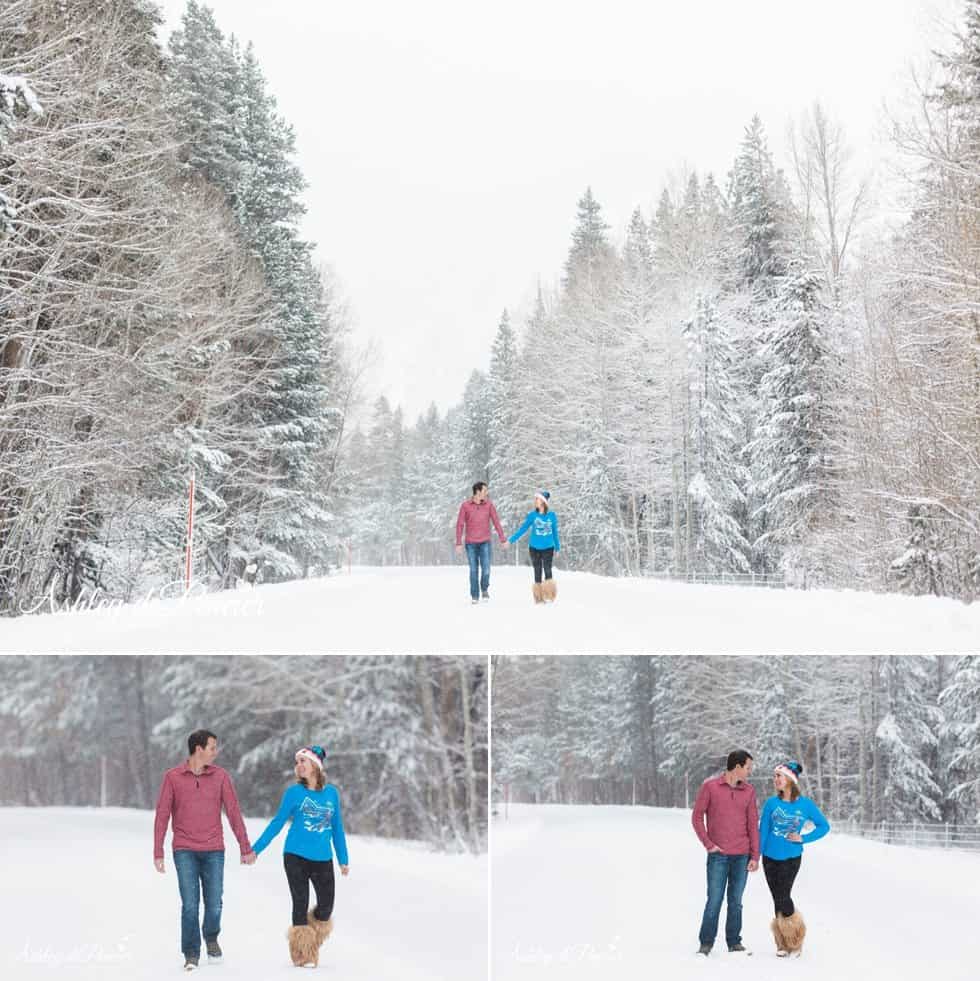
[
  {"xmin": 252, "ymin": 783, "xmax": 349, "ymax": 865},
  {"xmin": 759, "ymin": 794, "xmax": 829, "ymax": 860},
  {"xmin": 508, "ymin": 510, "xmax": 560, "ymax": 550}
]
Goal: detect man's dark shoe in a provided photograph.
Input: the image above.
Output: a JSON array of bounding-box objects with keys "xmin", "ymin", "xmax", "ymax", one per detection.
[
  {"xmin": 728, "ymin": 943, "xmax": 747, "ymax": 952},
  {"xmin": 183, "ymin": 955, "xmax": 199, "ymax": 971},
  {"xmin": 697, "ymin": 943, "xmax": 712, "ymax": 955},
  {"xmin": 206, "ymin": 938, "xmax": 222, "ymax": 961}
]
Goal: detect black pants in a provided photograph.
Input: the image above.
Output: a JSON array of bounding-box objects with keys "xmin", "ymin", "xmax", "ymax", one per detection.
[
  {"xmin": 284, "ymin": 853, "xmax": 335, "ymax": 926},
  {"xmin": 529, "ymin": 547, "xmax": 554, "ymax": 583},
  {"xmin": 762, "ymin": 855, "xmax": 801, "ymax": 917}
]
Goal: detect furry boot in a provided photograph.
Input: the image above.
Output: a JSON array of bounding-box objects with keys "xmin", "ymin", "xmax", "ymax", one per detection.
[
  {"xmin": 532, "ymin": 582, "xmax": 544, "ymax": 604},
  {"xmin": 776, "ymin": 910, "xmax": 806, "ymax": 956},
  {"xmin": 771, "ymin": 916, "xmax": 788, "ymax": 956},
  {"xmin": 543, "ymin": 578, "xmax": 557, "ymax": 602},
  {"xmin": 308, "ymin": 910, "xmax": 333, "ymax": 947},
  {"xmin": 287, "ymin": 924, "xmax": 320, "ymax": 967}
]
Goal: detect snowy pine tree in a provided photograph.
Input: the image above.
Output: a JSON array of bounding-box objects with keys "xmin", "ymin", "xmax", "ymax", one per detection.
[
  {"xmin": 168, "ymin": 11, "xmax": 341, "ymax": 582},
  {"xmin": 727, "ymin": 115, "xmax": 791, "ymax": 293},
  {"xmin": 876, "ymin": 656, "xmax": 943, "ymax": 823},
  {"xmin": 750, "ymin": 261, "xmax": 840, "ymax": 581},
  {"xmin": 755, "ymin": 680, "xmax": 797, "ymax": 777},
  {"xmin": 613, "ymin": 208, "xmax": 666, "ymax": 574},
  {"xmin": 167, "ymin": 1, "xmax": 241, "ymax": 191},
  {"xmin": 557, "ymin": 189, "xmax": 624, "ymax": 572},
  {"xmin": 938, "ymin": 655, "xmax": 980, "ymax": 823},
  {"xmin": 457, "ymin": 370, "xmax": 492, "ymax": 487},
  {"xmin": 684, "ymin": 295, "xmax": 751, "ymax": 574},
  {"xmin": 486, "ymin": 310, "xmax": 524, "ymax": 529},
  {"xmin": 890, "ymin": 504, "xmax": 948, "ymax": 596}
]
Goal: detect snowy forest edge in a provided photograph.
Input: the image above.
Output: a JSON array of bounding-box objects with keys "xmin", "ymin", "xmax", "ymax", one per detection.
[{"xmin": 0, "ymin": 655, "xmax": 489, "ymax": 855}]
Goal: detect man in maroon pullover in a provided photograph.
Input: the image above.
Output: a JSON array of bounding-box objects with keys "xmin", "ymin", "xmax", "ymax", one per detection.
[
  {"xmin": 154, "ymin": 729, "xmax": 256, "ymax": 971},
  {"xmin": 691, "ymin": 749, "xmax": 760, "ymax": 956},
  {"xmin": 455, "ymin": 481, "xmax": 508, "ymax": 604}
]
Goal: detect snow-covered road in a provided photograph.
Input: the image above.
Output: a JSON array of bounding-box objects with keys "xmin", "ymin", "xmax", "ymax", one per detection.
[
  {"xmin": 0, "ymin": 807, "xmax": 487, "ymax": 980},
  {"xmin": 1, "ymin": 565, "xmax": 977, "ymax": 653},
  {"xmin": 491, "ymin": 803, "xmax": 979, "ymax": 981}
]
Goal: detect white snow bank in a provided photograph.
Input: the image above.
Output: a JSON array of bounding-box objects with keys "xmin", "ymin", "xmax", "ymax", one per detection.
[{"xmin": 1, "ymin": 564, "xmax": 976, "ymax": 653}]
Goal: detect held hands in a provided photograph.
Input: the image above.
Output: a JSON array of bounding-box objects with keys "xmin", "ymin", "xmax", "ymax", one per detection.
[
  {"xmin": 501, "ymin": 541, "xmax": 509, "ymax": 550},
  {"xmin": 154, "ymin": 858, "xmax": 165, "ymax": 874},
  {"xmin": 340, "ymin": 865, "xmax": 350, "ymax": 877},
  {"xmin": 241, "ymin": 851, "xmax": 257, "ymax": 865}
]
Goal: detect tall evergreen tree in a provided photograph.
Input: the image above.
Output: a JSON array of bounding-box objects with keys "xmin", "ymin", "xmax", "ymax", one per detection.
[
  {"xmin": 615, "ymin": 208, "xmax": 665, "ymax": 574},
  {"xmin": 756, "ymin": 680, "xmax": 796, "ymax": 775},
  {"xmin": 486, "ymin": 310, "xmax": 523, "ymax": 529},
  {"xmin": 167, "ymin": 1, "xmax": 241, "ymax": 191},
  {"xmin": 563, "ymin": 186, "xmax": 615, "ymax": 294},
  {"xmin": 876, "ymin": 656, "xmax": 943, "ymax": 822},
  {"xmin": 727, "ymin": 115, "xmax": 791, "ymax": 293},
  {"xmin": 938, "ymin": 655, "xmax": 980, "ymax": 822},
  {"xmin": 683, "ymin": 295, "xmax": 751, "ymax": 573},
  {"xmin": 168, "ymin": 9, "xmax": 340, "ymax": 581},
  {"xmin": 458, "ymin": 370, "xmax": 491, "ymax": 487},
  {"xmin": 558, "ymin": 189, "xmax": 624, "ymax": 572},
  {"xmin": 890, "ymin": 504, "xmax": 949, "ymax": 596},
  {"xmin": 750, "ymin": 262, "xmax": 839, "ymax": 580}
]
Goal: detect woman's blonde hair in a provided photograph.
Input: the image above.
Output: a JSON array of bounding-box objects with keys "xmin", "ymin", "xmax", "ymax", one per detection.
[{"xmin": 777, "ymin": 779, "xmax": 800, "ymax": 803}]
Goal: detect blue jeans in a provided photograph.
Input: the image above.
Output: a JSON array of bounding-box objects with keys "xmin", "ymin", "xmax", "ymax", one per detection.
[
  {"xmin": 698, "ymin": 852, "xmax": 749, "ymax": 948},
  {"xmin": 173, "ymin": 849, "xmax": 224, "ymax": 958},
  {"xmin": 465, "ymin": 541, "xmax": 491, "ymax": 599}
]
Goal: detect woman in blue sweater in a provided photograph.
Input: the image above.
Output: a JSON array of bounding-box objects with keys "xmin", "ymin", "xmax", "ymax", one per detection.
[
  {"xmin": 508, "ymin": 489, "xmax": 560, "ymax": 604},
  {"xmin": 759, "ymin": 760, "xmax": 829, "ymax": 958},
  {"xmin": 252, "ymin": 745, "xmax": 350, "ymax": 968}
]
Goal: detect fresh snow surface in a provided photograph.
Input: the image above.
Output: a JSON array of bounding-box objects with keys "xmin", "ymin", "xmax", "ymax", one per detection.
[
  {"xmin": 491, "ymin": 803, "xmax": 979, "ymax": 981},
  {"xmin": 1, "ymin": 565, "xmax": 977, "ymax": 653},
  {"xmin": 0, "ymin": 807, "xmax": 486, "ymax": 980}
]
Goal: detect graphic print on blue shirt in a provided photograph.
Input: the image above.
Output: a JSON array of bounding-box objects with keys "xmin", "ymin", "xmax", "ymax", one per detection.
[
  {"xmin": 299, "ymin": 796, "xmax": 334, "ymax": 834},
  {"xmin": 770, "ymin": 805, "xmax": 804, "ymax": 839}
]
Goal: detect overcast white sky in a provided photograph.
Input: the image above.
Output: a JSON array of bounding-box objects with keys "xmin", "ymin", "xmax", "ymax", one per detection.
[{"xmin": 157, "ymin": 0, "xmax": 960, "ymax": 422}]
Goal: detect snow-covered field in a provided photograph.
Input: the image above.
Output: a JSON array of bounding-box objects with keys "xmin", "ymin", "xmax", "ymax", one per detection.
[
  {"xmin": 491, "ymin": 803, "xmax": 979, "ymax": 981},
  {"xmin": 1, "ymin": 565, "xmax": 977, "ymax": 653},
  {"xmin": 0, "ymin": 807, "xmax": 486, "ymax": 980}
]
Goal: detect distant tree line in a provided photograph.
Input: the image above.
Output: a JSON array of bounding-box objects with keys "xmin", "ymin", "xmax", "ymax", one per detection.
[
  {"xmin": 0, "ymin": 654, "xmax": 488, "ymax": 853},
  {"xmin": 493, "ymin": 655, "xmax": 980, "ymax": 827}
]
